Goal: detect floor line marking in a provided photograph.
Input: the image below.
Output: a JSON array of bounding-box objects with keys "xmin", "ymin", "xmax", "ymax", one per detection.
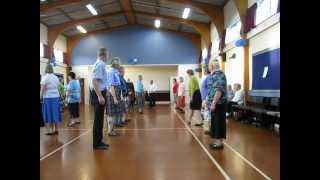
[
  {"xmin": 40, "ymin": 129, "xmax": 91, "ymax": 162},
  {"xmin": 40, "ymin": 128, "xmax": 90, "ymax": 131},
  {"xmin": 173, "ymin": 107, "xmax": 272, "ymax": 180},
  {"xmin": 223, "ymin": 142, "xmax": 272, "ymax": 180},
  {"xmin": 173, "ymin": 109, "xmax": 232, "ymax": 180},
  {"xmin": 113, "ymin": 127, "xmax": 202, "ymax": 131}
]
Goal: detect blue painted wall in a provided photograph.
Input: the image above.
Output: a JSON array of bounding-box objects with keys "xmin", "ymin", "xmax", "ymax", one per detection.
[
  {"xmin": 252, "ymin": 48, "xmax": 280, "ymax": 90},
  {"xmin": 71, "ymin": 25, "xmax": 199, "ymax": 65}
]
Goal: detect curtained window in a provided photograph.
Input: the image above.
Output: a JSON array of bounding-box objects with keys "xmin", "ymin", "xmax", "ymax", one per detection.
[
  {"xmin": 225, "ymin": 20, "xmax": 242, "ymax": 44},
  {"xmin": 256, "ymin": 0, "xmax": 279, "ymax": 25},
  {"xmin": 219, "ymin": 29, "xmax": 226, "ymax": 52},
  {"xmin": 243, "ymin": 3, "xmax": 258, "ymax": 33},
  {"xmin": 43, "ymin": 44, "xmax": 51, "ymax": 59}
]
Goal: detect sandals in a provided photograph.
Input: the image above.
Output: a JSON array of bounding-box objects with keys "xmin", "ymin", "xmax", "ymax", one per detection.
[{"xmin": 67, "ymin": 121, "xmax": 77, "ymax": 127}]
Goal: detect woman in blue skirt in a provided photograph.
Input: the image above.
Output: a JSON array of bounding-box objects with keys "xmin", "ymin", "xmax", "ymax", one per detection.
[{"xmin": 40, "ymin": 64, "xmax": 62, "ymax": 135}]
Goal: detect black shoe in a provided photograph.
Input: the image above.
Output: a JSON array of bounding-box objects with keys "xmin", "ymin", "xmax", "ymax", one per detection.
[
  {"xmin": 209, "ymin": 144, "xmax": 224, "ymax": 150},
  {"xmin": 100, "ymin": 142, "xmax": 110, "ymax": 148},
  {"xmin": 93, "ymin": 145, "xmax": 108, "ymax": 150},
  {"xmin": 204, "ymin": 131, "xmax": 211, "ymax": 135},
  {"xmin": 194, "ymin": 123, "xmax": 203, "ymax": 127}
]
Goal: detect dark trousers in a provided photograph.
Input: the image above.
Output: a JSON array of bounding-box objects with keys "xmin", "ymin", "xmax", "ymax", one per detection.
[
  {"xmin": 92, "ymin": 90, "xmax": 107, "ymax": 147},
  {"xmin": 210, "ymin": 103, "xmax": 227, "ymax": 139},
  {"xmin": 227, "ymin": 101, "xmax": 238, "ymax": 114},
  {"xmin": 149, "ymin": 93, "xmax": 156, "ymax": 107},
  {"xmin": 68, "ymin": 102, "xmax": 79, "ymax": 118}
]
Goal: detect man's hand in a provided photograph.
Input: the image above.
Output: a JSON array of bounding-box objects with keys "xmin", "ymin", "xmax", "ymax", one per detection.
[
  {"xmin": 113, "ymin": 97, "xmax": 119, "ymax": 105},
  {"xmin": 98, "ymin": 95, "xmax": 105, "ymax": 105},
  {"xmin": 210, "ymin": 102, "xmax": 216, "ymax": 112}
]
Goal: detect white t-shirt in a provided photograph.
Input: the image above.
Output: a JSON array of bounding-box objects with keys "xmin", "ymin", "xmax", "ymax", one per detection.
[
  {"xmin": 232, "ymin": 90, "xmax": 244, "ymax": 105},
  {"xmin": 41, "ymin": 73, "xmax": 60, "ymax": 98},
  {"xmin": 178, "ymin": 83, "xmax": 185, "ymax": 96},
  {"xmin": 147, "ymin": 83, "xmax": 157, "ymax": 94}
]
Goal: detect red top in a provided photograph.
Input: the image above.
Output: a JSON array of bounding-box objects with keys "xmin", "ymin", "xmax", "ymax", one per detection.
[{"xmin": 173, "ymin": 82, "xmax": 179, "ymax": 93}]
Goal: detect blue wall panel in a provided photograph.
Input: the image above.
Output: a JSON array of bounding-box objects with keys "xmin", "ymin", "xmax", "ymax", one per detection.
[
  {"xmin": 71, "ymin": 25, "xmax": 198, "ymax": 65},
  {"xmin": 252, "ymin": 48, "xmax": 280, "ymax": 90}
]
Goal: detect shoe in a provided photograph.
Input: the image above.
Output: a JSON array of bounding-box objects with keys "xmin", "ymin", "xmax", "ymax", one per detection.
[
  {"xmin": 93, "ymin": 145, "xmax": 108, "ymax": 150},
  {"xmin": 209, "ymin": 143, "xmax": 224, "ymax": 150},
  {"xmin": 100, "ymin": 142, "xmax": 110, "ymax": 147},
  {"xmin": 67, "ymin": 122, "xmax": 76, "ymax": 127},
  {"xmin": 195, "ymin": 123, "xmax": 203, "ymax": 127},
  {"xmin": 187, "ymin": 122, "xmax": 191, "ymax": 126},
  {"xmin": 125, "ymin": 119, "xmax": 131, "ymax": 122},
  {"xmin": 108, "ymin": 131, "xmax": 119, "ymax": 136},
  {"xmin": 54, "ymin": 131, "xmax": 59, "ymax": 135},
  {"xmin": 45, "ymin": 132, "xmax": 55, "ymax": 136},
  {"xmin": 204, "ymin": 131, "xmax": 211, "ymax": 135}
]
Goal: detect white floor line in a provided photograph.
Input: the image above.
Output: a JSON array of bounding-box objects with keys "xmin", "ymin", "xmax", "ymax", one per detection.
[
  {"xmin": 223, "ymin": 142, "xmax": 272, "ymax": 180},
  {"xmin": 174, "ymin": 110, "xmax": 231, "ymax": 180},
  {"xmin": 113, "ymin": 127, "xmax": 202, "ymax": 131},
  {"xmin": 40, "ymin": 128, "xmax": 90, "ymax": 132},
  {"xmin": 40, "ymin": 129, "xmax": 91, "ymax": 161}
]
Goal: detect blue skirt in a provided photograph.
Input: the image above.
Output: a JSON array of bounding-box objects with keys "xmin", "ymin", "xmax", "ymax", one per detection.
[{"xmin": 42, "ymin": 97, "xmax": 62, "ymax": 124}]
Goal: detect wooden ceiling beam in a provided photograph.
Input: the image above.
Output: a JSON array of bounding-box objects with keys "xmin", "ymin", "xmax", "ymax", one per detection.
[
  {"xmin": 120, "ymin": 0, "xmax": 136, "ymax": 24},
  {"xmin": 40, "ymin": 0, "xmax": 82, "ymax": 13}
]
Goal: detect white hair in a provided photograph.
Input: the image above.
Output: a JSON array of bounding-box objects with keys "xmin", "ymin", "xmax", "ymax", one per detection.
[{"xmin": 209, "ymin": 59, "xmax": 220, "ymax": 70}]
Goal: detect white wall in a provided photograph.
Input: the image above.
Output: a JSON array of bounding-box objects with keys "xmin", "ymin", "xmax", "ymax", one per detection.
[
  {"xmin": 54, "ymin": 35, "xmax": 67, "ymax": 52},
  {"xmin": 224, "ymin": 0, "xmax": 240, "ymax": 28},
  {"xmin": 224, "ymin": 47, "xmax": 244, "ymax": 88},
  {"xmin": 40, "ymin": 23, "xmax": 48, "ymax": 44}
]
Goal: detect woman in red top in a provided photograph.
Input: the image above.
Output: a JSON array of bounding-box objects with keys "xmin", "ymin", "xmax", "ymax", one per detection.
[{"xmin": 172, "ymin": 78, "xmax": 179, "ymax": 108}]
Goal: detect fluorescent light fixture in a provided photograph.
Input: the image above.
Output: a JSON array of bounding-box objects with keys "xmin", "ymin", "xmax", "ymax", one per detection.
[
  {"xmin": 76, "ymin": 25, "xmax": 87, "ymax": 33},
  {"xmin": 86, "ymin": 4, "xmax": 98, "ymax": 15},
  {"xmin": 155, "ymin": 19, "xmax": 161, "ymax": 28},
  {"xmin": 182, "ymin": 8, "xmax": 190, "ymax": 19}
]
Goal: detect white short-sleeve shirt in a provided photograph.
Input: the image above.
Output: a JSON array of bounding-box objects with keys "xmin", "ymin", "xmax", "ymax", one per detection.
[{"xmin": 41, "ymin": 73, "xmax": 60, "ymax": 98}]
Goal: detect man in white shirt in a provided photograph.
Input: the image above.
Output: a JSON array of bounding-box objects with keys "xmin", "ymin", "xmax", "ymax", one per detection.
[
  {"xmin": 227, "ymin": 83, "xmax": 244, "ymax": 117},
  {"xmin": 232, "ymin": 84, "xmax": 244, "ymax": 105},
  {"xmin": 147, "ymin": 80, "xmax": 157, "ymax": 108}
]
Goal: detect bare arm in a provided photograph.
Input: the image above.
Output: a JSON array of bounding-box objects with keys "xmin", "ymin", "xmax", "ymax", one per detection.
[
  {"xmin": 109, "ymin": 86, "xmax": 118, "ymax": 104},
  {"xmin": 92, "ymin": 79, "xmax": 105, "ymax": 105},
  {"xmin": 40, "ymin": 84, "xmax": 46, "ymax": 99},
  {"xmin": 211, "ymin": 90, "xmax": 222, "ymax": 111}
]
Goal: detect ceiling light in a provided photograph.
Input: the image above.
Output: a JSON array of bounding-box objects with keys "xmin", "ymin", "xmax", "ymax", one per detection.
[
  {"xmin": 182, "ymin": 8, "xmax": 190, "ymax": 19},
  {"xmin": 76, "ymin": 25, "xmax": 87, "ymax": 33},
  {"xmin": 155, "ymin": 19, "xmax": 161, "ymax": 28},
  {"xmin": 86, "ymin": 4, "xmax": 98, "ymax": 15}
]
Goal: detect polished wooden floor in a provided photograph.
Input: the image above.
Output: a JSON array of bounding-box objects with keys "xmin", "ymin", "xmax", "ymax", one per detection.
[{"xmin": 40, "ymin": 105, "xmax": 279, "ymax": 180}]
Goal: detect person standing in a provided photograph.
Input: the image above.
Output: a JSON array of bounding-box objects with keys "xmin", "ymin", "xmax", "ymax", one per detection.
[
  {"xmin": 40, "ymin": 74, "xmax": 44, "ymax": 127},
  {"xmin": 91, "ymin": 48, "xmax": 109, "ymax": 150},
  {"xmin": 226, "ymin": 84, "xmax": 235, "ymax": 117},
  {"xmin": 186, "ymin": 69, "xmax": 202, "ymax": 126},
  {"xmin": 40, "ymin": 64, "xmax": 62, "ymax": 135},
  {"xmin": 205, "ymin": 59, "xmax": 227, "ymax": 150},
  {"xmin": 66, "ymin": 72, "xmax": 81, "ymax": 127},
  {"xmin": 200, "ymin": 67, "xmax": 212, "ymax": 133},
  {"xmin": 177, "ymin": 77, "xmax": 185, "ymax": 113},
  {"xmin": 126, "ymin": 78, "xmax": 135, "ymax": 113},
  {"xmin": 172, "ymin": 78, "xmax": 179, "ymax": 109},
  {"xmin": 135, "ymin": 75, "xmax": 145, "ymax": 114},
  {"xmin": 105, "ymin": 57, "xmax": 122, "ymax": 136},
  {"xmin": 118, "ymin": 66, "xmax": 130, "ymax": 126},
  {"xmin": 147, "ymin": 80, "xmax": 157, "ymax": 108}
]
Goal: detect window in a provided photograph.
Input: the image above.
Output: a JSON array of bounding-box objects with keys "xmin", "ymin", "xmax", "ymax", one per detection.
[
  {"xmin": 212, "ymin": 37, "xmax": 220, "ymax": 54},
  {"xmin": 256, "ymin": 0, "xmax": 279, "ymax": 25},
  {"xmin": 40, "ymin": 43, "xmax": 44, "ymax": 57},
  {"xmin": 225, "ymin": 20, "xmax": 242, "ymax": 44},
  {"xmin": 54, "ymin": 49, "xmax": 64, "ymax": 62}
]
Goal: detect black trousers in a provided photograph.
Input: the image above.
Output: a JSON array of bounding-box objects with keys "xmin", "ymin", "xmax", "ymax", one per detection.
[
  {"xmin": 91, "ymin": 90, "xmax": 107, "ymax": 147},
  {"xmin": 149, "ymin": 93, "xmax": 156, "ymax": 107},
  {"xmin": 227, "ymin": 101, "xmax": 238, "ymax": 114},
  {"xmin": 68, "ymin": 102, "xmax": 79, "ymax": 118},
  {"xmin": 210, "ymin": 103, "xmax": 227, "ymax": 139}
]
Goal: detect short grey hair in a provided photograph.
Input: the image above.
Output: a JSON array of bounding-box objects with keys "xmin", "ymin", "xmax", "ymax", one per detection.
[
  {"xmin": 45, "ymin": 64, "xmax": 54, "ymax": 74},
  {"xmin": 209, "ymin": 59, "xmax": 220, "ymax": 70}
]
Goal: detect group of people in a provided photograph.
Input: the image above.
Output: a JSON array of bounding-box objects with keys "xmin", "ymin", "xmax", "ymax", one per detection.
[
  {"xmin": 40, "ymin": 65, "xmax": 81, "ymax": 135},
  {"xmin": 90, "ymin": 48, "xmax": 160, "ymax": 150},
  {"xmin": 172, "ymin": 60, "xmax": 244, "ymax": 150}
]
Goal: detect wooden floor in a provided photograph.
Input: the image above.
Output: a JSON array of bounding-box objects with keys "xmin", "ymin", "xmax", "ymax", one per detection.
[{"xmin": 40, "ymin": 105, "xmax": 279, "ymax": 180}]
